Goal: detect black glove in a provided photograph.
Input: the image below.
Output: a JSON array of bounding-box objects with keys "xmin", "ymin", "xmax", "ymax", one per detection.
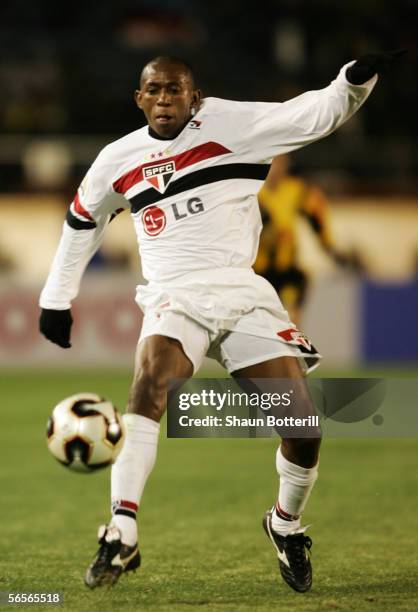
[
  {"xmin": 39, "ymin": 308, "xmax": 73, "ymax": 348},
  {"xmin": 329, "ymin": 248, "xmax": 366, "ymax": 273},
  {"xmin": 346, "ymin": 49, "xmax": 407, "ymax": 85}
]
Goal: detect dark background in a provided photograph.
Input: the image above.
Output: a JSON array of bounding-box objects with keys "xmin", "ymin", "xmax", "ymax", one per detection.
[{"xmin": 1, "ymin": 0, "xmax": 417, "ymax": 194}]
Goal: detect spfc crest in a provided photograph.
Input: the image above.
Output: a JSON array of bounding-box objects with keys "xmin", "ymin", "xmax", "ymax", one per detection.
[{"xmin": 143, "ymin": 160, "xmax": 175, "ymax": 193}]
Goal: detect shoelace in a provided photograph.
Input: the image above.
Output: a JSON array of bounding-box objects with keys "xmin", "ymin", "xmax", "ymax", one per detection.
[
  {"xmin": 93, "ymin": 536, "xmax": 119, "ymax": 571},
  {"xmin": 285, "ymin": 535, "xmax": 312, "ymax": 569}
]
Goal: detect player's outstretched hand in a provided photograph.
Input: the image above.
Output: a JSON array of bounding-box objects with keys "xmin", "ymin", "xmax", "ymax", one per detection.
[
  {"xmin": 39, "ymin": 308, "xmax": 73, "ymax": 348},
  {"xmin": 346, "ymin": 49, "xmax": 407, "ymax": 85},
  {"xmin": 331, "ymin": 249, "xmax": 367, "ymax": 274}
]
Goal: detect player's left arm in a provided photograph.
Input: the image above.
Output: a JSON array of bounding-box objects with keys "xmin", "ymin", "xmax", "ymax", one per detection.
[{"xmin": 244, "ymin": 49, "xmax": 406, "ymax": 160}]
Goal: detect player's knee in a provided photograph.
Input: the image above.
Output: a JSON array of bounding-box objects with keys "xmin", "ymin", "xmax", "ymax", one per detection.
[
  {"xmin": 282, "ymin": 437, "xmax": 321, "ymax": 468},
  {"xmin": 142, "ymin": 354, "xmax": 170, "ymax": 385},
  {"xmin": 130, "ymin": 358, "xmax": 171, "ymax": 419}
]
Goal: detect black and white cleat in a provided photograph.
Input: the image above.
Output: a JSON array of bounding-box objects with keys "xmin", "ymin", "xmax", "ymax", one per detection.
[
  {"xmin": 84, "ymin": 524, "xmax": 141, "ymax": 588},
  {"xmin": 263, "ymin": 508, "xmax": 313, "ymax": 593}
]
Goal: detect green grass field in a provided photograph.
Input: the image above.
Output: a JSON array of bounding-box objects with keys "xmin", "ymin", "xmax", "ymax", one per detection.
[{"xmin": 1, "ymin": 369, "xmax": 418, "ymax": 611}]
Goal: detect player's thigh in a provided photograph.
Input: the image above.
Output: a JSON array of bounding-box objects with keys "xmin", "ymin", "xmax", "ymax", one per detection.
[
  {"xmin": 128, "ymin": 311, "xmax": 209, "ymax": 418},
  {"xmin": 137, "ymin": 310, "xmax": 209, "ymax": 375},
  {"xmin": 128, "ymin": 335, "xmax": 194, "ymax": 419},
  {"xmin": 232, "ymin": 355, "xmax": 316, "ymax": 418},
  {"xmin": 135, "ymin": 334, "xmax": 194, "ymax": 382},
  {"xmin": 232, "ymin": 354, "xmax": 304, "ymax": 378}
]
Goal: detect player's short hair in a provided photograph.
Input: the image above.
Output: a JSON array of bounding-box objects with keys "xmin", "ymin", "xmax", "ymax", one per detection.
[{"xmin": 140, "ymin": 56, "xmax": 196, "ymax": 88}]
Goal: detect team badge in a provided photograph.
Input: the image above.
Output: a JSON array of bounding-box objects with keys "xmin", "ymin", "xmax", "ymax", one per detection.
[
  {"xmin": 143, "ymin": 160, "xmax": 175, "ymax": 193},
  {"xmin": 277, "ymin": 328, "xmax": 313, "ymax": 352},
  {"xmin": 142, "ymin": 205, "xmax": 166, "ymax": 236}
]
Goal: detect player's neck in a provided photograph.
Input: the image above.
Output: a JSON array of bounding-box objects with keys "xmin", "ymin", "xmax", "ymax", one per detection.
[{"xmin": 148, "ymin": 119, "xmax": 190, "ymax": 141}]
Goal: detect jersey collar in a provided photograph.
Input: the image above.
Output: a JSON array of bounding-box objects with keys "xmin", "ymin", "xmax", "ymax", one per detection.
[
  {"xmin": 147, "ymin": 104, "xmax": 202, "ymax": 141},
  {"xmin": 147, "ymin": 118, "xmax": 191, "ymax": 141},
  {"xmin": 147, "ymin": 126, "xmax": 175, "ymax": 141}
]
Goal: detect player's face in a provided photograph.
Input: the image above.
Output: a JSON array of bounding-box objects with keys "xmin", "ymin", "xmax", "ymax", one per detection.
[{"xmin": 135, "ymin": 66, "xmax": 201, "ymax": 139}]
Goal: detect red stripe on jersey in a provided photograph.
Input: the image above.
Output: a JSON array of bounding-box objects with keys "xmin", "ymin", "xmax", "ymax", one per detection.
[
  {"xmin": 112, "ymin": 141, "xmax": 231, "ymax": 195},
  {"xmin": 73, "ymin": 192, "xmax": 94, "ymax": 221}
]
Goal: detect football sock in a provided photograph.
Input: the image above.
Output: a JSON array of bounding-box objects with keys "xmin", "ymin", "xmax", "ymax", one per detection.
[
  {"xmin": 111, "ymin": 413, "xmax": 160, "ymax": 546},
  {"xmin": 272, "ymin": 445, "xmax": 318, "ymax": 536}
]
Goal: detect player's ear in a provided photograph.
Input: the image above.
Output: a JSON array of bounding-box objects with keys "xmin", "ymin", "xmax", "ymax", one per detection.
[
  {"xmin": 134, "ymin": 89, "xmax": 143, "ymax": 110},
  {"xmin": 191, "ymin": 89, "xmax": 202, "ymax": 113}
]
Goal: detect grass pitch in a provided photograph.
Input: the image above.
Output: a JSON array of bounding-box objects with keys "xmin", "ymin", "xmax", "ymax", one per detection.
[{"xmin": 1, "ymin": 369, "xmax": 417, "ymax": 611}]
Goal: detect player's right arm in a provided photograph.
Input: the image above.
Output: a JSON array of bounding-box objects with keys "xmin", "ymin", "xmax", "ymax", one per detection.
[{"xmin": 39, "ymin": 149, "xmax": 122, "ymax": 348}]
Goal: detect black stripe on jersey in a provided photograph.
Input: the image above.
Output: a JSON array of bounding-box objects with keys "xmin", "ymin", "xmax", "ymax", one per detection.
[
  {"xmin": 130, "ymin": 163, "xmax": 270, "ymax": 213},
  {"xmin": 66, "ymin": 209, "xmax": 97, "ymax": 230}
]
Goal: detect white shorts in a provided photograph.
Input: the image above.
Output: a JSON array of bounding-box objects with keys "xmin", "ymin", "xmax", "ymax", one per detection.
[{"xmin": 136, "ymin": 268, "xmax": 321, "ymax": 374}]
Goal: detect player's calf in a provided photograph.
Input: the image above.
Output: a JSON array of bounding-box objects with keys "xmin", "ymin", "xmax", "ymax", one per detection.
[
  {"xmin": 106, "ymin": 335, "xmax": 193, "ymax": 556},
  {"xmin": 272, "ymin": 445, "xmax": 319, "ymax": 535}
]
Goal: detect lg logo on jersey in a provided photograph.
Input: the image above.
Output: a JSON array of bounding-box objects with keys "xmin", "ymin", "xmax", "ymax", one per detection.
[
  {"xmin": 142, "ymin": 206, "xmax": 166, "ymax": 236},
  {"xmin": 172, "ymin": 197, "xmax": 204, "ymax": 220},
  {"xmin": 142, "ymin": 198, "xmax": 205, "ymax": 236}
]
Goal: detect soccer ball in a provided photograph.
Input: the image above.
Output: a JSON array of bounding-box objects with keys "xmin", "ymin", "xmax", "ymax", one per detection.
[{"xmin": 46, "ymin": 393, "xmax": 125, "ymax": 472}]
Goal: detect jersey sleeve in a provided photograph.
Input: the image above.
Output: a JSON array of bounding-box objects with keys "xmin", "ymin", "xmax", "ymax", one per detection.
[
  {"xmin": 241, "ymin": 62, "xmax": 377, "ymax": 162},
  {"xmin": 39, "ymin": 149, "xmax": 127, "ymax": 310}
]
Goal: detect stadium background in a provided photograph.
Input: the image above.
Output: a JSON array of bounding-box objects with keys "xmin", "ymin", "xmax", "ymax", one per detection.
[
  {"xmin": 1, "ymin": 0, "xmax": 418, "ymax": 367},
  {"xmin": 1, "ymin": 1, "xmax": 417, "ymax": 610}
]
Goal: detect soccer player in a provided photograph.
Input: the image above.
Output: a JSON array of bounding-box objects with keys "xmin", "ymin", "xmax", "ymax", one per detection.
[
  {"xmin": 255, "ymin": 154, "xmax": 363, "ymax": 326},
  {"xmin": 39, "ymin": 51, "xmax": 402, "ymax": 592}
]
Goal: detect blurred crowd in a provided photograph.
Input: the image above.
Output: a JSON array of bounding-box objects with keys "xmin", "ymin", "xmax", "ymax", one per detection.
[{"xmin": 0, "ymin": 0, "xmax": 417, "ymax": 194}]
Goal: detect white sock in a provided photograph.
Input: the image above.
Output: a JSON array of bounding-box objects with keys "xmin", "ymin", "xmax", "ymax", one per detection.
[
  {"xmin": 110, "ymin": 413, "xmax": 160, "ymax": 545},
  {"xmin": 271, "ymin": 445, "xmax": 318, "ymax": 536}
]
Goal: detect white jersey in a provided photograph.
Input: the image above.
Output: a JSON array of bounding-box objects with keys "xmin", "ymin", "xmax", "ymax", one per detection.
[{"xmin": 40, "ymin": 63, "xmax": 376, "ymax": 310}]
